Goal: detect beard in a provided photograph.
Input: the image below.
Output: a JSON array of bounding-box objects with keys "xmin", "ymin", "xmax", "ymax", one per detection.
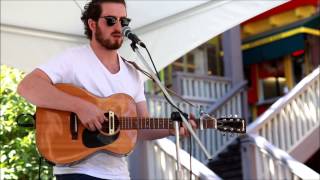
[{"xmin": 95, "ymin": 26, "xmax": 123, "ymax": 50}]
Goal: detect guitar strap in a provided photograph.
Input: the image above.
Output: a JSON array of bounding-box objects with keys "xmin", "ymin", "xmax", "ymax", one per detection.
[
  {"xmin": 121, "ymin": 57, "xmax": 196, "ymax": 107},
  {"xmin": 121, "ymin": 57, "xmax": 153, "ymax": 81}
]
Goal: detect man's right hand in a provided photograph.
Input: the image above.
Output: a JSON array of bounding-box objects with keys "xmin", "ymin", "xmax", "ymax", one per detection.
[{"xmin": 75, "ymin": 100, "xmax": 106, "ymax": 131}]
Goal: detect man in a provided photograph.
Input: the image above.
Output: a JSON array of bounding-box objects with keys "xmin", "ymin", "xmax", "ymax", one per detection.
[{"xmin": 17, "ymin": 0, "xmax": 196, "ymax": 179}]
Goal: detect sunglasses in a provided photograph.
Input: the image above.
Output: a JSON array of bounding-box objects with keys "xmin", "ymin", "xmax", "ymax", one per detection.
[{"xmin": 100, "ymin": 16, "xmax": 131, "ymax": 27}]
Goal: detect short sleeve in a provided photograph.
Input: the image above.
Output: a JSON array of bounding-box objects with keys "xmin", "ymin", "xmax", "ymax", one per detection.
[{"xmin": 37, "ymin": 51, "xmax": 74, "ymax": 84}]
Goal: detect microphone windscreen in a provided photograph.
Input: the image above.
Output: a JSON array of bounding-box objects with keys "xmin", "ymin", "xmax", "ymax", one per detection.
[{"xmin": 122, "ymin": 26, "xmax": 131, "ymax": 36}]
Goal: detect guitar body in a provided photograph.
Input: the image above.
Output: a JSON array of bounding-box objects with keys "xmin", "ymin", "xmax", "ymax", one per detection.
[{"xmin": 36, "ymin": 84, "xmax": 138, "ymax": 164}]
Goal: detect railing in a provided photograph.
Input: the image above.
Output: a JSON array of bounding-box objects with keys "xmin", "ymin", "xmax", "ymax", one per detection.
[
  {"xmin": 201, "ymin": 81, "xmax": 248, "ymax": 160},
  {"xmin": 146, "ymin": 81, "xmax": 247, "ymax": 163},
  {"xmin": 172, "ymin": 72, "xmax": 232, "ymax": 103},
  {"xmin": 147, "ymin": 139, "xmax": 222, "ymax": 180},
  {"xmin": 241, "ymin": 134, "xmax": 320, "ymax": 180},
  {"xmin": 146, "ymin": 94, "xmax": 211, "ymax": 119},
  {"xmin": 144, "ymin": 67, "xmax": 319, "ymax": 179},
  {"xmin": 247, "ymin": 67, "xmax": 320, "ymax": 152},
  {"xmin": 207, "ymin": 81, "xmax": 248, "ymax": 119}
]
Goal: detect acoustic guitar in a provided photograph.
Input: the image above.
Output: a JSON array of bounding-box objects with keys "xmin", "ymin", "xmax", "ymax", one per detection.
[{"xmin": 35, "ymin": 84, "xmax": 245, "ymax": 164}]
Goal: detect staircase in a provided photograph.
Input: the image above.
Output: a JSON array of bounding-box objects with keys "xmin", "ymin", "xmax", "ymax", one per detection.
[
  {"xmin": 207, "ymin": 138, "xmax": 243, "ymax": 180},
  {"xmin": 129, "ymin": 73, "xmax": 245, "ymax": 179},
  {"xmin": 241, "ymin": 134, "xmax": 319, "ymax": 180},
  {"xmin": 130, "ymin": 73, "xmax": 235, "ymax": 179},
  {"xmin": 207, "ymin": 67, "xmax": 320, "ymax": 179},
  {"xmin": 134, "ymin": 67, "xmax": 319, "ymax": 179},
  {"xmin": 145, "ymin": 73, "xmax": 248, "ymax": 163},
  {"xmin": 247, "ymin": 67, "xmax": 320, "ymax": 158},
  {"xmin": 129, "ymin": 73, "xmax": 247, "ymax": 179}
]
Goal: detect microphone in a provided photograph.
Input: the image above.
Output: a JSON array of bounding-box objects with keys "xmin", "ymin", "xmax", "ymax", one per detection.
[{"xmin": 122, "ymin": 26, "xmax": 146, "ymax": 48}]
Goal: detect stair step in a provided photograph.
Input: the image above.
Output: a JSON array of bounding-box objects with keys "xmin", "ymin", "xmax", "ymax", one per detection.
[
  {"xmin": 207, "ymin": 157, "xmax": 241, "ymax": 167},
  {"xmin": 211, "ymin": 163, "xmax": 242, "ymax": 172},
  {"xmin": 218, "ymin": 155, "xmax": 241, "ymax": 162},
  {"xmin": 224, "ymin": 177, "xmax": 243, "ymax": 180},
  {"xmin": 227, "ymin": 143, "xmax": 241, "ymax": 151},
  {"xmin": 218, "ymin": 151, "xmax": 241, "ymax": 158},
  {"xmin": 210, "ymin": 163, "xmax": 242, "ymax": 172},
  {"xmin": 219, "ymin": 169, "xmax": 242, "ymax": 179},
  {"xmin": 207, "ymin": 138, "xmax": 243, "ymax": 180}
]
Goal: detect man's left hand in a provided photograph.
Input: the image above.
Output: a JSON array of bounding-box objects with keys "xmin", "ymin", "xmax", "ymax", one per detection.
[{"xmin": 169, "ymin": 113, "xmax": 197, "ymax": 137}]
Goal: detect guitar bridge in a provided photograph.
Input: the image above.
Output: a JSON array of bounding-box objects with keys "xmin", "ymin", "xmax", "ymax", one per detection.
[{"xmin": 109, "ymin": 111, "xmax": 115, "ymax": 134}]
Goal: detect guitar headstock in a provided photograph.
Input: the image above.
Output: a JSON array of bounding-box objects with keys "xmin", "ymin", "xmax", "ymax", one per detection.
[{"xmin": 217, "ymin": 115, "xmax": 246, "ymax": 134}]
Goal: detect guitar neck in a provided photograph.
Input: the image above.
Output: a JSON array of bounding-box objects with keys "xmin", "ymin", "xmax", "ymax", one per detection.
[{"xmin": 118, "ymin": 117, "xmax": 216, "ymax": 130}]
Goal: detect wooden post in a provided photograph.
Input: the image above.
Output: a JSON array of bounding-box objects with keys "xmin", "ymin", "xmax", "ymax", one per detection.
[
  {"xmin": 241, "ymin": 136, "xmax": 258, "ymax": 179},
  {"xmin": 284, "ymin": 55, "xmax": 294, "ymax": 89},
  {"xmin": 222, "ymin": 25, "xmax": 244, "ymax": 86},
  {"xmin": 222, "ymin": 25, "xmax": 248, "ymax": 120}
]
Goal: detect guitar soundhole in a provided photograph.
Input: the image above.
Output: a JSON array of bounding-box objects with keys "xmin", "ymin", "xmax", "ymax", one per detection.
[{"xmin": 82, "ymin": 112, "xmax": 121, "ymax": 148}]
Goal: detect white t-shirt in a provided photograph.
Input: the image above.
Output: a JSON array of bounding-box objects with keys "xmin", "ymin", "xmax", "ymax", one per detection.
[{"xmin": 38, "ymin": 44, "xmax": 146, "ymax": 179}]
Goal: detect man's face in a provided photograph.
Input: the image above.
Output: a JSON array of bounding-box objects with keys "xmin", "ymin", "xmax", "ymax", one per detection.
[{"xmin": 94, "ymin": 3, "xmax": 127, "ymax": 50}]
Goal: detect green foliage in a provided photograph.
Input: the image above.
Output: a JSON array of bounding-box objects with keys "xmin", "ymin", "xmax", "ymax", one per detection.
[{"xmin": 0, "ymin": 65, "xmax": 53, "ymax": 179}]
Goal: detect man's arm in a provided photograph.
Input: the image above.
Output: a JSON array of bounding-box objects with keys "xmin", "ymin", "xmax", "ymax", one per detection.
[
  {"xmin": 136, "ymin": 101, "xmax": 197, "ymax": 140},
  {"xmin": 18, "ymin": 69, "xmax": 80, "ymax": 112},
  {"xmin": 17, "ymin": 69, "xmax": 105, "ymax": 131}
]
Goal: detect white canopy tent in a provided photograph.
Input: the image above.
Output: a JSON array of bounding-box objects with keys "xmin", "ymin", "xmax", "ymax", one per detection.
[
  {"xmin": 1, "ymin": 1, "xmax": 290, "ymax": 178},
  {"xmin": 1, "ymin": 0, "xmax": 288, "ymax": 73}
]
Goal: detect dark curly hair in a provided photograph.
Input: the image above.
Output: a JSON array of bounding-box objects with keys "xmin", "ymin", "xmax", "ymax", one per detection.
[{"xmin": 81, "ymin": 0, "xmax": 126, "ymax": 39}]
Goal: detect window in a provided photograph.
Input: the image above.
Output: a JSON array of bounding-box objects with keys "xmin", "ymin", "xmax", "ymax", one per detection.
[
  {"xmin": 172, "ymin": 58, "xmax": 184, "ymax": 72},
  {"xmin": 206, "ymin": 44, "xmax": 224, "ymax": 76},
  {"xmin": 186, "ymin": 54, "xmax": 195, "ymax": 73},
  {"xmin": 260, "ymin": 77, "xmax": 287, "ymax": 100},
  {"xmin": 258, "ymin": 60, "xmax": 288, "ymax": 102},
  {"xmin": 172, "ymin": 53, "xmax": 195, "ymax": 73}
]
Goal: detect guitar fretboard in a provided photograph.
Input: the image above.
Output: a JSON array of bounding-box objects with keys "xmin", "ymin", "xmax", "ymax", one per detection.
[{"xmin": 117, "ymin": 117, "xmax": 216, "ymax": 130}]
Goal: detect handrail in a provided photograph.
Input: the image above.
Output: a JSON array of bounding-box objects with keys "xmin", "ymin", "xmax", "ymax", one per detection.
[
  {"xmin": 171, "ymin": 72, "xmax": 232, "ymax": 102},
  {"xmin": 146, "ymin": 79, "xmax": 248, "ymax": 162},
  {"xmin": 145, "ymin": 93, "xmax": 212, "ymax": 118},
  {"xmin": 242, "ymin": 134, "xmax": 320, "ymax": 180},
  {"xmin": 154, "ymin": 139, "xmax": 222, "ymax": 180},
  {"xmin": 207, "ymin": 81, "xmax": 247, "ymax": 114},
  {"xmin": 210, "ymin": 67, "xmax": 319, "ymax": 160},
  {"xmin": 173, "ymin": 72, "xmax": 232, "ymax": 82},
  {"xmin": 202, "ymin": 81, "xmax": 247, "ymax": 159},
  {"xmin": 248, "ymin": 67, "xmax": 319, "ymax": 133}
]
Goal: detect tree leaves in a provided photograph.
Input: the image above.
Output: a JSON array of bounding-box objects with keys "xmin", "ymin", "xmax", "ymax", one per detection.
[{"xmin": 0, "ymin": 65, "xmax": 53, "ymax": 179}]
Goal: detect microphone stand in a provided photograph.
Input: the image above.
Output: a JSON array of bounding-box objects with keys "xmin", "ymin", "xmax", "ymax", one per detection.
[{"xmin": 129, "ymin": 42, "xmax": 212, "ymax": 178}]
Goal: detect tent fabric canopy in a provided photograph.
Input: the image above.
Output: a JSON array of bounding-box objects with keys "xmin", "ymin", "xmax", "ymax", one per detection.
[{"xmin": 1, "ymin": 0, "xmax": 288, "ymax": 73}]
